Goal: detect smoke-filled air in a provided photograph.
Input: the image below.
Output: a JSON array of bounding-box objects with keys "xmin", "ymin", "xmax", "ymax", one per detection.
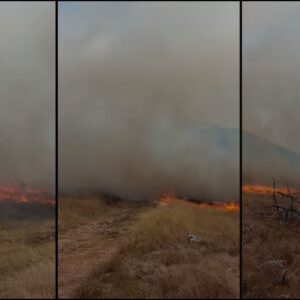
[
  {"xmin": 59, "ymin": 2, "xmax": 239, "ymax": 201},
  {"xmin": 0, "ymin": 4, "xmax": 55, "ymax": 297},
  {"xmin": 244, "ymin": 2, "xmax": 300, "ymax": 188},
  {"xmin": 0, "ymin": 3, "xmax": 55, "ymax": 192}
]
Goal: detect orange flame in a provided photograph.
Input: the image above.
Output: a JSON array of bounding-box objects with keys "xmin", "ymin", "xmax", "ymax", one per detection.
[
  {"xmin": 157, "ymin": 193, "xmax": 239, "ymax": 212},
  {"xmin": 158, "ymin": 192, "xmax": 178, "ymax": 205},
  {"xmin": 242, "ymin": 184, "xmax": 300, "ymax": 195},
  {"xmin": 0, "ymin": 184, "xmax": 55, "ymax": 206},
  {"xmin": 224, "ymin": 202, "xmax": 240, "ymax": 212}
]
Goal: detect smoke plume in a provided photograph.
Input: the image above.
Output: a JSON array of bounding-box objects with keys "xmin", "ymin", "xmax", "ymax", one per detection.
[
  {"xmin": 0, "ymin": 3, "xmax": 55, "ymax": 192},
  {"xmin": 244, "ymin": 2, "xmax": 300, "ymax": 187},
  {"xmin": 59, "ymin": 2, "xmax": 239, "ymax": 201},
  {"xmin": 244, "ymin": 2, "xmax": 300, "ymax": 154}
]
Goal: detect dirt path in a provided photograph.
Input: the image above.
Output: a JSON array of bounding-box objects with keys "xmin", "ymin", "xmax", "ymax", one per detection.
[{"xmin": 58, "ymin": 205, "xmax": 142, "ymax": 298}]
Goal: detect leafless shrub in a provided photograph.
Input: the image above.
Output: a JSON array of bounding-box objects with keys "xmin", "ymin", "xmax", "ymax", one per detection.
[{"xmin": 264, "ymin": 179, "xmax": 300, "ymax": 221}]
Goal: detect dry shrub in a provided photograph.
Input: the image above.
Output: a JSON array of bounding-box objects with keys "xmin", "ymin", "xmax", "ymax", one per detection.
[{"xmin": 243, "ymin": 194, "xmax": 300, "ymax": 299}]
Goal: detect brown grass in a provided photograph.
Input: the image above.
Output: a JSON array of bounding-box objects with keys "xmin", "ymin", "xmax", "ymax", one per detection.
[
  {"xmin": 0, "ymin": 220, "xmax": 55, "ymax": 298},
  {"xmin": 58, "ymin": 196, "xmax": 109, "ymax": 233},
  {"xmin": 72, "ymin": 199, "xmax": 239, "ymax": 299},
  {"xmin": 243, "ymin": 193, "xmax": 300, "ymax": 299}
]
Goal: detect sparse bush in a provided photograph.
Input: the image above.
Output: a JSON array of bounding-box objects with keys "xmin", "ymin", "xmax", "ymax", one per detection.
[{"xmin": 243, "ymin": 193, "xmax": 300, "ymax": 299}]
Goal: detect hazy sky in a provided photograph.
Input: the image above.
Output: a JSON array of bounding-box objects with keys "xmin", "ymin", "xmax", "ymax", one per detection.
[
  {"xmin": 0, "ymin": 2, "xmax": 55, "ymax": 190},
  {"xmin": 244, "ymin": 2, "xmax": 300, "ymax": 153},
  {"xmin": 59, "ymin": 2, "xmax": 239, "ymax": 201}
]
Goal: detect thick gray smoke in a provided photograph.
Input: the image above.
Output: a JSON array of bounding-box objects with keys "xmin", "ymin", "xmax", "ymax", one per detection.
[
  {"xmin": 59, "ymin": 2, "xmax": 239, "ymax": 201},
  {"xmin": 243, "ymin": 131, "xmax": 300, "ymax": 189},
  {"xmin": 244, "ymin": 2, "xmax": 300, "ymax": 187},
  {"xmin": 244, "ymin": 2, "xmax": 300, "ymax": 154},
  {"xmin": 0, "ymin": 3, "xmax": 55, "ymax": 191}
]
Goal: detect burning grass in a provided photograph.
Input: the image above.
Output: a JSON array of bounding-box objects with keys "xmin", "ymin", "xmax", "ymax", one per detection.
[
  {"xmin": 0, "ymin": 183, "xmax": 55, "ymax": 298},
  {"xmin": 66, "ymin": 196, "xmax": 239, "ymax": 299},
  {"xmin": 243, "ymin": 192, "xmax": 300, "ymax": 299},
  {"xmin": 158, "ymin": 193, "xmax": 239, "ymax": 212},
  {"xmin": 0, "ymin": 219, "xmax": 55, "ymax": 299},
  {"xmin": 242, "ymin": 184, "xmax": 300, "ymax": 196},
  {"xmin": 0, "ymin": 184, "xmax": 55, "ymax": 206}
]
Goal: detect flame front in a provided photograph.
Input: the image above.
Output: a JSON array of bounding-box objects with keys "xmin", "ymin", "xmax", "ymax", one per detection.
[
  {"xmin": 242, "ymin": 184, "xmax": 300, "ymax": 195},
  {"xmin": 158, "ymin": 193, "xmax": 239, "ymax": 212},
  {"xmin": 0, "ymin": 184, "xmax": 55, "ymax": 206},
  {"xmin": 224, "ymin": 202, "xmax": 240, "ymax": 212}
]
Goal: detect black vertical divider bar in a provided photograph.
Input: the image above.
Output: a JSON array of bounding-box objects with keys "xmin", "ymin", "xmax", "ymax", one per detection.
[
  {"xmin": 240, "ymin": 0, "xmax": 243, "ymax": 299},
  {"xmin": 55, "ymin": 0, "xmax": 58, "ymax": 299},
  {"xmin": 51, "ymin": 1, "xmax": 244, "ymax": 299}
]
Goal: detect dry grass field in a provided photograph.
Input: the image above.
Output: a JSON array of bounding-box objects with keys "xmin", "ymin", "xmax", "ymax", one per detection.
[
  {"xmin": 0, "ymin": 219, "xmax": 55, "ymax": 298},
  {"xmin": 59, "ymin": 196, "xmax": 239, "ymax": 299},
  {"xmin": 243, "ymin": 193, "xmax": 300, "ymax": 299}
]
